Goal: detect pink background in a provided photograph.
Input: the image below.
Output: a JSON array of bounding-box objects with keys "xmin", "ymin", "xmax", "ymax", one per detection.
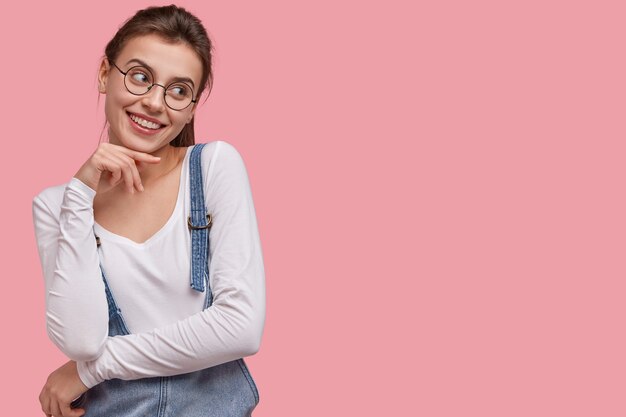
[{"xmin": 1, "ymin": 0, "xmax": 624, "ymax": 415}]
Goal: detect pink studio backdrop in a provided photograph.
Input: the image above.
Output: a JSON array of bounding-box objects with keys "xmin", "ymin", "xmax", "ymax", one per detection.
[{"xmin": 0, "ymin": 0, "xmax": 625, "ymax": 415}]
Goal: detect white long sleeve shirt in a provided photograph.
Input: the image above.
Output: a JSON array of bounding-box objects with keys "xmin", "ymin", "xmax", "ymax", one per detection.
[{"xmin": 32, "ymin": 140, "xmax": 266, "ymax": 389}]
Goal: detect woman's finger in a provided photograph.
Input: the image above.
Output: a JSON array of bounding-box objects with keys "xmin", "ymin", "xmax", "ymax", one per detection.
[
  {"xmin": 40, "ymin": 389, "xmax": 51, "ymax": 416},
  {"xmin": 107, "ymin": 144, "xmax": 160, "ymax": 192},
  {"xmin": 50, "ymin": 398, "xmax": 62, "ymax": 417},
  {"xmin": 108, "ymin": 143, "xmax": 162, "ymax": 165},
  {"xmin": 117, "ymin": 154, "xmax": 140, "ymax": 194},
  {"xmin": 105, "ymin": 152, "xmax": 136, "ymax": 194},
  {"xmin": 43, "ymin": 403, "xmax": 51, "ymax": 416},
  {"xmin": 109, "ymin": 162, "xmax": 123, "ymax": 185},
  {"xmin": 109, "ymin": 169, "xmax": 120, "ymax": 186},
  {"xmin": 122, "ymin": 147, "xmax": 162, "ymax": 164},
  {"xmin": 118, "ymin": 152, "xmax": 145, "ymax": 193},
  {"xmin": 60, "ymin": 400, "xmax": 85, "ymax": 417}
]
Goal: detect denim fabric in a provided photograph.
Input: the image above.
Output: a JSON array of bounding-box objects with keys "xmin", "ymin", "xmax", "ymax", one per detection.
[{"xmin": 71, "ymin": 143, "xmax": 259, "ymax": 416}]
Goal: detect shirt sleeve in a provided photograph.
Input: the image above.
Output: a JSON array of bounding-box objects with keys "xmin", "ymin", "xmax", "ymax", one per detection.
[
  {"xmin": 76, "ymin": 141, "xmax": 266, "ymax": 389},
  {"xmin": 32, "ymin": 178, "xmax": 110, "ymax": 362}
]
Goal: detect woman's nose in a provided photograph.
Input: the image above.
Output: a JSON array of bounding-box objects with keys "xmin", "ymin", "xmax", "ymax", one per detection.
[{"xmin": 142, "ymin": 84, "xmax": 167, "ymax": 111}]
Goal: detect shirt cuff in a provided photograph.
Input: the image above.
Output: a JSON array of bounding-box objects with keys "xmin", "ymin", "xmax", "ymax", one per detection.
[
  {"xmin": 68, "ymin": 177, "xmax": 97, "ymax": 202},
  {"xmin": 76, "ymin": 360, "xmax": 101, "ymax": 389}
]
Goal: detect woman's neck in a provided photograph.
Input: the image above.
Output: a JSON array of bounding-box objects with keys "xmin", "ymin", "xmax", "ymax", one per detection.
[{"xmin": 136, "ymin": 144, "xmax": 182, "ymax": 185}]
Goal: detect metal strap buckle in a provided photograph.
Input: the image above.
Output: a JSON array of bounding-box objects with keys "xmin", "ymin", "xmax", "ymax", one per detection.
[{"xmin": 187, "ymin": 214, "xmax": 213, "ymax": 230}]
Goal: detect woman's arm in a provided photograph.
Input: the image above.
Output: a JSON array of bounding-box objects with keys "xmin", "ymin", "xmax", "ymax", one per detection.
[
  {"xmin": 32, "ymin": 179, "xmax": 110, "ymax": 362},
  {"xmin": 75, "ymin": 141, "xmax": 266, "ymax": 389}
]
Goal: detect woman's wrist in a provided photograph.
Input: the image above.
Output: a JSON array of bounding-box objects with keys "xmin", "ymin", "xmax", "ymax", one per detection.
[{"xmin": 74, "ymin": 163, "xmax": 101, "ymax": 193}]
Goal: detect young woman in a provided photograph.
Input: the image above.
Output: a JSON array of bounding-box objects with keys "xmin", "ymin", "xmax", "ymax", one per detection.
[{"xmin": 32, "ymin": 5, "xmax": 265, "ymax": 417}]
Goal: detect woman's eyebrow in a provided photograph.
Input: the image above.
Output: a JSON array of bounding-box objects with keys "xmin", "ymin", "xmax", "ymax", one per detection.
[{"xmin": 124, "ymin": 58, "xmax": 196, "ymax": 87}]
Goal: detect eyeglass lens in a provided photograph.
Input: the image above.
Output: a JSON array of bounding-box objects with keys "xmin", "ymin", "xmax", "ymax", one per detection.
[{"xmin": 124, "ymin": 66, "xmax": 194, "ymax": 110}]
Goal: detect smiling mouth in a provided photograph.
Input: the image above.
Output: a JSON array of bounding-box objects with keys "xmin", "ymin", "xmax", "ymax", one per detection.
[{"xmin": 127, "ymin": 111, "xmax": 165, "ymax": 130}]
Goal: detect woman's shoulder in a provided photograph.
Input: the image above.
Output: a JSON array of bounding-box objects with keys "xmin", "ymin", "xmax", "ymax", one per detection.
[
  {"xmin": 193, "ymin": 140, "xmax": 241, "ymax": 159},
  {"xmin": 194, "ymin": 140, "xmax": 247, "ymax": 175},
  {"xmin": 192, "ymin": 140, "xmax": 250, "ymax": 199}
]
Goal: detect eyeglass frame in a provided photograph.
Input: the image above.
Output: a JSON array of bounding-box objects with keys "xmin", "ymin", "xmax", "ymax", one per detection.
[{"xmin": 110, "ymin": 61, "xmax": 198, "ymax": 111}]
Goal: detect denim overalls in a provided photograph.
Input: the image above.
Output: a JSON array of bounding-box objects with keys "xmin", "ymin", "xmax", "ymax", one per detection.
[{"xmin": 70, "ymin": 143, "xmax": 260, "ymax": 416}]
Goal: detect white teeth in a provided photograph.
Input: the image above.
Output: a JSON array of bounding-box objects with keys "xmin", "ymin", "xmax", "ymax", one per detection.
[{"xmin": 129, "ymin": 113, "xmax": 162, "ymax": 129}]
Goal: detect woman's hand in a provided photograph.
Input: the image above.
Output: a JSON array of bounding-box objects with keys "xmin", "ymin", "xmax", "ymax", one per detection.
[
  {"xmin": 39, "ymin": 360, "xmax": 89, "ymax": 417},
  {"xmin": 74, "ymin": 142, "xmax": 162, "ymax": 195}
]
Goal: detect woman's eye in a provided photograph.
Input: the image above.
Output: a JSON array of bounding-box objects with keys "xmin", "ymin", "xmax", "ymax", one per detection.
[
  {"xmin": 170, "ymin": 85, "xmax": 189, "ymax": 97},
  {"xmin": 131, "ymin": 72, "xmax": 150, "ymax": 84}
]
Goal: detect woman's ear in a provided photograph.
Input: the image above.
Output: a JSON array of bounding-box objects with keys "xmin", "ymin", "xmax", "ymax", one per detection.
[{"xmin": 98, "ymin": 58, "xmax": 110, "ymax": 94}]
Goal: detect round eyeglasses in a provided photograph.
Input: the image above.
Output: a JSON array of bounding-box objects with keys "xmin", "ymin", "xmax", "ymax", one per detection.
[{"xmin": 111, "ymin": 61, "xmax": 197, "ymax": 111}]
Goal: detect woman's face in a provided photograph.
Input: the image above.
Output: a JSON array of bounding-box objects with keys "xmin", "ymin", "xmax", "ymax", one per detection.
[{"xmin": 98, "ymin": 34, "xmax": 203, "ymax": 153}]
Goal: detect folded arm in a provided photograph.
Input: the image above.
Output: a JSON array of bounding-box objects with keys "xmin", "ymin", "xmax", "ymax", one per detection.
[{"xmin": 75, "ymin": 141, "xmax": 266, "ymax": 388}]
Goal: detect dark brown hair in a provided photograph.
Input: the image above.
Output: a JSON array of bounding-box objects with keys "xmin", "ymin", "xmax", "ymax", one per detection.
[{"xmin": 99, "ymin": 4, "xmax": 214, "ymax": 147}]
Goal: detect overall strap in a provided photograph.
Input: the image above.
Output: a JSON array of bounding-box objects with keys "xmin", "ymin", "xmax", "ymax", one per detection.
[
  {"xmin": 94, "ymin": 235, "xmax": 131, "ymax": 334},
  {"xmin": 188, "ymin": 143, "xmax": 213, "ymax": 300}
]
